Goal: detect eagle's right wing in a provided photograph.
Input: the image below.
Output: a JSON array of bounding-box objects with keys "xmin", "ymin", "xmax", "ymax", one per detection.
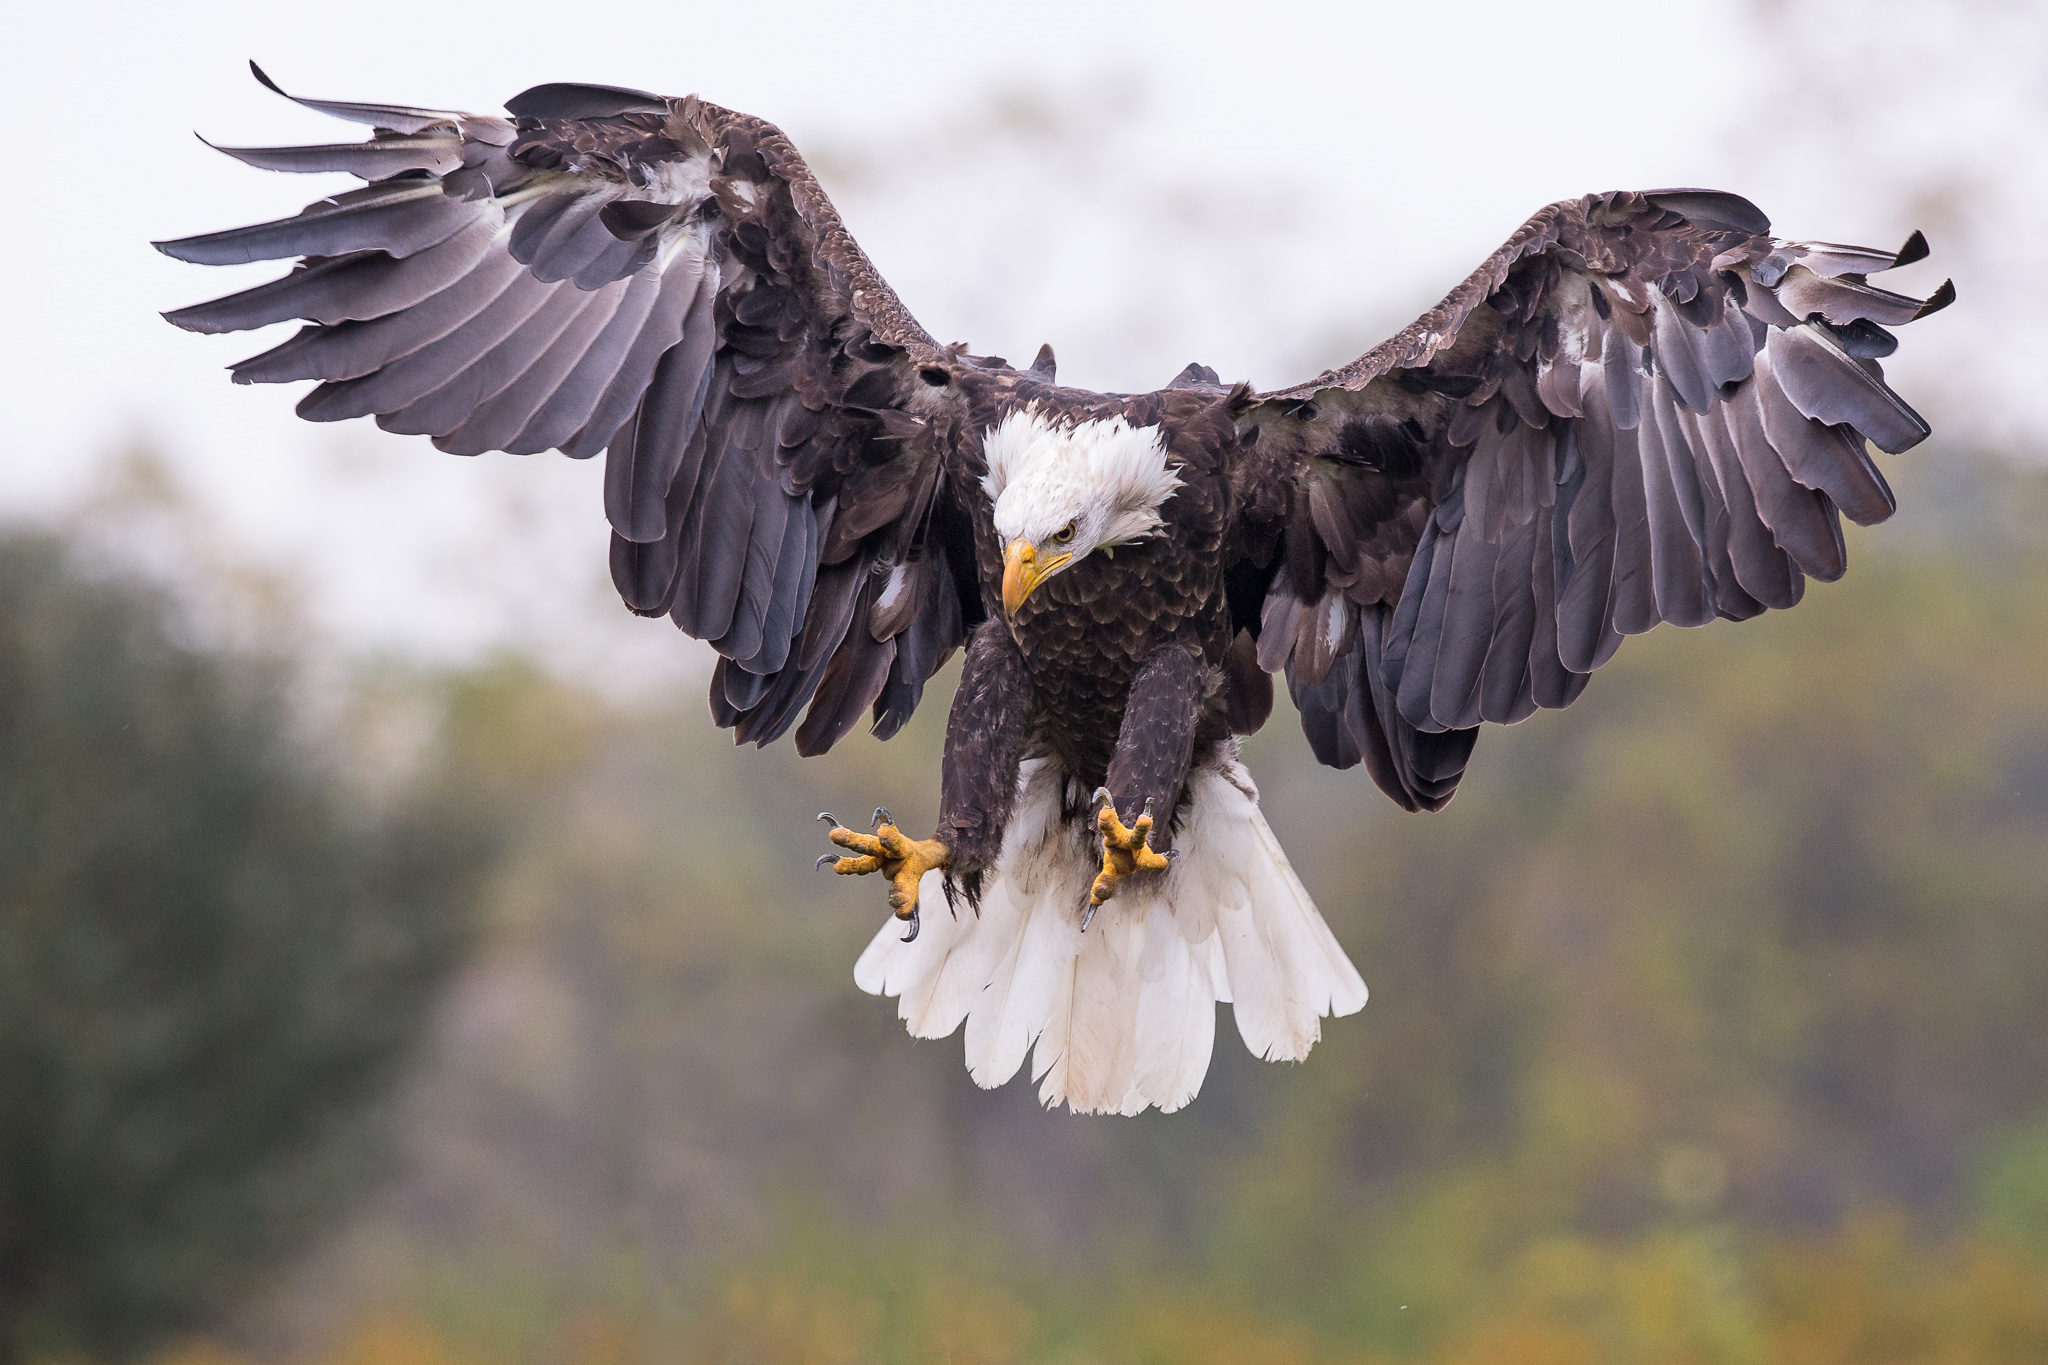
[{"xmin": 158, "ymin": 66, "xmax": 979, "ymax": 752}]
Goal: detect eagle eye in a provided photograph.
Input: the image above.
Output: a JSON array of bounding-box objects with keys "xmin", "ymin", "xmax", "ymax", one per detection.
[{"xmin": 1051, "ymin": 521, "xmax": 1077, "ymax": 545}]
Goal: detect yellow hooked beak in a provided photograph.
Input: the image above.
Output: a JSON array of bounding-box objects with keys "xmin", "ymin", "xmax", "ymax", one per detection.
[{"xmin": 1002, "ymin": 539, "xmax": 1070, "ymax": 617}]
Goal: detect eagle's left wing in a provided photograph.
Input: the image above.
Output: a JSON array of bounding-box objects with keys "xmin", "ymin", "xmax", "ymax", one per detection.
[
  {"xmin": 157, "ymin": 66, "xmax": 980, "ymax": 753},
  {"xmin": 1229, "ymin": 189, "xmax": 1952, "ymax": 812}
]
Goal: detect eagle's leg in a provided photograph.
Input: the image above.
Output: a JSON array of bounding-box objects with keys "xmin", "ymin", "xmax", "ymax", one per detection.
[
  {"xmin": 1086, "ymin": 644, "xmax": 1205, "ymax": 924},
  {"xmin": 934, "ymin": 621, "xmax": 1034, "ymax": 906},
  {"xmin": 818, "ymin": 810, "xmax": 949, "ymax": 941},
  {"xmin": 818, "ymin": 623, "xmax": 1031, "ymax": 941}
]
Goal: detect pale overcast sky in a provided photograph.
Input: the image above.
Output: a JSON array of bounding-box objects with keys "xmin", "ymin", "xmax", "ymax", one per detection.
[{"xmin": 1, "ymin": 0, "xmax": 2035, "ymax": 673}]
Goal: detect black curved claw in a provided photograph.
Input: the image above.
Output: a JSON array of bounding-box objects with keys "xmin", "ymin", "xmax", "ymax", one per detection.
[
  {"xmin": 1091, "ymin": 785, "xmax": 1114, "ymax": 810},
  {"xmin": 872, "ymin": 806, "xmax": 892, "ymax": 830},
  {"xmin": 899, "ymin": 907, "xmax": 921, "ymax": 943},
  {"xmin": 1141, "ymin": 796, "xmax": 1156, "ymax": 818},
  {"xmin": 817, "ymin": 811, "xmax": 839, "ymax": 828},
  {"xmin": 1164, "ymin": 848, "xmax": 1181, "ymax": 862},
  {"xmin": 816, "ymin": 852, "xmax": 839, "ymax": 871},
  {"xmin": 1080, "ymin": 899, "xmax": 1100, "ymax": 933}
]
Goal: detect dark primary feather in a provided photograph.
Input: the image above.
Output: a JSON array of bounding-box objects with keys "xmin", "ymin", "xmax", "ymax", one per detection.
[
  {"xmin": 503, "ymin": 82, "xmax": 668, "ymax": 120},
  {"xmin": 165, "ymin": 219, "xmax": 501, "ymax": 335},
  {"xmin": 199, "ymin": 132, "xmax": 463, "ymax": 178},
  {"xmin": 262, "ymin": 250, "xmax": 526, "ymax": 389},
  {"xmin": 157, "ymin": 183, "xmax": 481, "ymax": 266},
  {"xmin": 1234, "ymin": 188, "xmax": 1947, "ymax": 809},
  {"xmin": 246, "ymin": 62, "xmax": 470, "ymax": 136}
]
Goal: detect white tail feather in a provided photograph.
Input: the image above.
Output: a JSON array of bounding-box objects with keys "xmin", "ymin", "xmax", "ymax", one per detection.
[{"xmin": 854, "ymin": 750, "xmax": 1367, "ymax": 1115}]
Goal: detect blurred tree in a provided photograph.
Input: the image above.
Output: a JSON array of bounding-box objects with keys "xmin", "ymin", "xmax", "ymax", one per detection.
[{"xmin": 0, "ymin": 533, "xmax": 486, "ymax": 1363}]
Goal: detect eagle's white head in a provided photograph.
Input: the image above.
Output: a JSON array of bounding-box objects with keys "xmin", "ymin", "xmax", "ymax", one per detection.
[{"xmin": 981, "ymin": 405, "xmax": 1183, "ymax": 616}]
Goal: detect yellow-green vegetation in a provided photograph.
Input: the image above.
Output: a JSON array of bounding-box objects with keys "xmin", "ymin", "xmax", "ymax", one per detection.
[{"xmin": 9, "ymin": 457, "xmax": 2048, "ymax": 1362}]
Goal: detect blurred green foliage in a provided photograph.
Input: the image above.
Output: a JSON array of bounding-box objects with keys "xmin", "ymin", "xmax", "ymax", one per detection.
[
  {"xmin": 0, "ymin": 535, "xmax": 487, "ymax": 1363},
  {"xmin": 8, "ymin": 457, "xmax": 2048, "ymax": 1362}
]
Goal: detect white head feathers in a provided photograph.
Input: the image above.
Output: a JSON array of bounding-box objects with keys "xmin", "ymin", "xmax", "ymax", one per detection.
[{"xmin": 982, "ymin": 406, "xmax": 1183, "ymax": 552}]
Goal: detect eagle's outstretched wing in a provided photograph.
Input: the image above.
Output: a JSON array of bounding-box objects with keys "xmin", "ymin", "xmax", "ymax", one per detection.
[
  {"xmin": 158, "ymin": 66, "xmax": 979, "ymax": 752},
  {"xmin": 1231, "ymin": 189, "xmax": 1952, "ymax": 811}
]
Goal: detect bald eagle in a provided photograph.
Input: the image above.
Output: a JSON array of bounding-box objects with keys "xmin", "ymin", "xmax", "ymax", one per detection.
[{"xmin": 158, "ymin": 68, "xmax": 1951, "ymax": 1114}]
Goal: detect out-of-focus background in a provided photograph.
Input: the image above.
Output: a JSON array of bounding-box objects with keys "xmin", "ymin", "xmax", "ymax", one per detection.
[{"xmin": 3, "ymin": 1, "xmax": 2046, "ymax": 1360}]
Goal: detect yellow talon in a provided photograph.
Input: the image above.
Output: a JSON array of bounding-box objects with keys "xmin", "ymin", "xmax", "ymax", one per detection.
[
  {"xmin": 1088, "ymin": 791, "xmax": 1176, "ymax": 919},
  {"xmin": 818, "ymin": 808, "xmax": 949, "ymax": 941}
]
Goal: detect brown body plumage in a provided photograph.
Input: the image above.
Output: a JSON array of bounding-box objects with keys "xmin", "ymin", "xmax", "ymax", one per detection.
[{"xmin": 963, "ymin": 382, "xmax": 1238, "ymax": 791}]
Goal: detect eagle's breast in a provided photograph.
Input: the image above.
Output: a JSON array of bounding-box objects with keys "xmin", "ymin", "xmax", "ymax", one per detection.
[{"xmin": 968, "ymin": 391, "xmax": 1236, "ymax": 783}]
